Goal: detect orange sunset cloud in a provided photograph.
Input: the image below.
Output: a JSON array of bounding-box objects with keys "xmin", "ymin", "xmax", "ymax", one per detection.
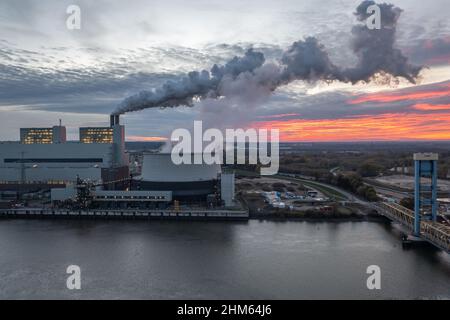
[
  {"xmin": 254, "ymin": 112, "xmax": 450, "ymax": 142},
  {"xmin": 349, "ymin": 88, "xmax": 450, "ymax": 104},
  {"xmin": 412, "ymin": 103, "xmax": 450, "ymax": 111}
]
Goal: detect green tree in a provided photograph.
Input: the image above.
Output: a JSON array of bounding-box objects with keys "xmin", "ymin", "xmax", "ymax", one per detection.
[
  {"xmin": 358, "ymin": 161, "xmax": 383, "ymax": 177},
  {"xmin": 400, "ymin": 197, "xmax": 414, "ymax": 210}
]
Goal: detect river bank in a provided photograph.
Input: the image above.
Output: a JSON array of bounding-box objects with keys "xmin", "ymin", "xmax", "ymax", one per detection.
[{"xmin": 249, "ymin": 212, "xmax": 388, "ymax": 223}]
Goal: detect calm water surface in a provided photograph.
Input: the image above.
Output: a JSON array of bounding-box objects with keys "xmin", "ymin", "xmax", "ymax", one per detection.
[{"xmin": 0, "ymin": 219, "xmax": 448, "ymax": 299}]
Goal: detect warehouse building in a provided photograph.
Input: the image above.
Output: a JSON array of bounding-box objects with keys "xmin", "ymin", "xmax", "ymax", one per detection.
[{"xmin": 51, "ymin": 186, "xmax": 172, "ymax": 209}]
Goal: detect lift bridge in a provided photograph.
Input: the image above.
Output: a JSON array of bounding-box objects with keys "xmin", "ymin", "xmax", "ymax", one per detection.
[{"xmin": 374, "ymin": 153, "xmax": 449, "ymax": 253}]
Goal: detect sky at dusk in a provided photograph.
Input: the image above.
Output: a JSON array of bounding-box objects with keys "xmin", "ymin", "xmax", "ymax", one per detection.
[{"xmin": 0, "ymin": 0, "xmax": 449, "ymax": 142}]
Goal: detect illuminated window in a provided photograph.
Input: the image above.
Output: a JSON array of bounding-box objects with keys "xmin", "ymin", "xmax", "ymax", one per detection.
[
  {"xmin": 20, "ymin": 128, "xmax": 53, "ymax": 144},
  {"xmin": 79, "ymin": 127, "xmax": 113, "ymax": 144}
]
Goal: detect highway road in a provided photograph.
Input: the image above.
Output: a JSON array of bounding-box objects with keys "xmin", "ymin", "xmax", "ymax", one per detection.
[
  {"xmin": 363, "ymin": 179, "xmax": 412, "ymax": 201},
  {"xmin": 276, "ymin": 174, "xmax": 369, "ymax": 205}
]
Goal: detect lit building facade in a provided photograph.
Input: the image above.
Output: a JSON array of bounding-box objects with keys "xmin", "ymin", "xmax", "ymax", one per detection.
[
  {"xmin": 0, "ymin": 117, "xmax": 128, "ymax": 185},
  {"xmin": 80, "ymin": 127, "xmax": 113, "ymax": 144},
  {"xmin": 20, "ymin": 126, "xmax": 66, "ymax": 144}
]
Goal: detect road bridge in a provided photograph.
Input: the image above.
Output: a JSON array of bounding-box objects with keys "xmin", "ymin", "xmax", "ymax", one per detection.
[{"xmin": 376, "ymin": 202, "xmax": 450, "ymax": 253}]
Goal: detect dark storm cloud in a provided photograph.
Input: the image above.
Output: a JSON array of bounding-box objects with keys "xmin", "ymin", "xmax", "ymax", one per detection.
[{"xmin": 406, "ymin": 37, "xmax": 450, "ymax": 66}]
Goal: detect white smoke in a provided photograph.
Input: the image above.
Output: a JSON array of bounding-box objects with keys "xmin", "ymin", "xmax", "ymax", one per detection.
[{"xmin": 114, "ymin": 49, "xmax": 265, "ymax": 115}]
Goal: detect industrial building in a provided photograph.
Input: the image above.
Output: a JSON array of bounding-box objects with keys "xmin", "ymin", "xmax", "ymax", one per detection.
[
  {"xmin": 135, "ymin": 153, "xmax": 220, "ymax": 198},
  {"xmin": 0, "ymin": 115, "xmax": 238, "ymax": 212},
  {"xmin": 52, "ymin": 186, "xmax": 173, "ymax": 210},
  {"xmin": 0, "ymin": 116, "xmax": 128, "ymax": 189},
  {"xmin": 79, "ymin": 127, "xmax": 113, "ymax": 144},
  {"xmin": 131, "ymin": 153, "xmax": 235, "ymax": 205},
  {"xmin": 51, "ymin": 152, "xmax": 235, "ymax": 209},
  {"xmin": 20, "ymin": 124, "xmax": 66, "ymax": 144}
]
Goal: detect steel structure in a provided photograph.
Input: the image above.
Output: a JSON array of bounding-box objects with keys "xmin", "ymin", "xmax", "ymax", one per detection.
[
  {"xmin": 377, "ymin": 202, "xmax": 450, "ymax": 253},
  {"xmin": 413, "ymin": 153, "xmax": 438, "ymax": 236}
]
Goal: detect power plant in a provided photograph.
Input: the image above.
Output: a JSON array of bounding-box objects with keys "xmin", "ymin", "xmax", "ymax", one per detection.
[
  {"xmin": 0, "ymin": 115, "xmax": 241, "ymax": 218},
  {"xmin": 0, "ymin": 115, "xmax": 128, "ymax": 185}
]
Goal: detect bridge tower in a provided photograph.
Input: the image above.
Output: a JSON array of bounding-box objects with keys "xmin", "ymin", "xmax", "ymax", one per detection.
[{"xmin": 413, "ymin": 153, "xmax": 438, "ymax": 236}]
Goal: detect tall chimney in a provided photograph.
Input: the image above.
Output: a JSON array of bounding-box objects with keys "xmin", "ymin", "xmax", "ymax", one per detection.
[
  {"xmin": 114, "ymin": 115, "xmax": 120, "ymax": 126},
  {"xmin": 110, "ymin": 115, "xmax": 115, "ymax": 127}
]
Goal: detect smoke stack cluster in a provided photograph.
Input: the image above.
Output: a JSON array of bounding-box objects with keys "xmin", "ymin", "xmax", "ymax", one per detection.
[
  {"xmin": 110, "ymin": 114, "xmax": 120, "ymax": 127},
  {"xmin": 113, "ymin": 0, "xmax": 423, "ymax": 116}
]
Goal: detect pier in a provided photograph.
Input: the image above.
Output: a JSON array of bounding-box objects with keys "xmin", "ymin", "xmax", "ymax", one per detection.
[{"xmin": 0, "ymin": 208, "xmax": 249, "ymax": 221}]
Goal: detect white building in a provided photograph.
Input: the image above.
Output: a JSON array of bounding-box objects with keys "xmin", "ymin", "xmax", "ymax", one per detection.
[{"xmin": 134, "ymin": 153, "xmax": 235, "ymax": 203}]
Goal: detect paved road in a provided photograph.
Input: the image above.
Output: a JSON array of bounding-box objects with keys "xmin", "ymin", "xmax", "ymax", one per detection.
[
  {"xmin": 276, "ymin": 174, "xmax": 369, "ymax": 205},
  {"xmin": 363, "ymin": 180, "xmax": 411, "ymax": 201},
  {"xmin": 302, "ymin": 179, "xmax": 368, "ymax": 205}
]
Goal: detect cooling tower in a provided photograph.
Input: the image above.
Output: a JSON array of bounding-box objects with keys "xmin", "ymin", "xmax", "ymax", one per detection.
[{"xmin": 137, "ymin": 153, "xmax": 221, "ymax": 198}]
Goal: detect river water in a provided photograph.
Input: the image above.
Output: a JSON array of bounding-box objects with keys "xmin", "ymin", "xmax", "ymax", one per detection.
[{"xmin": 0, "ymin": 219, "xmax": 448, "ymax": 299}]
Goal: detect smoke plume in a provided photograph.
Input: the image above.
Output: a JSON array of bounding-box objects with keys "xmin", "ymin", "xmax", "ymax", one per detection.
[
  {"xmin": 113, "ymin": 1, "xmax": 422, "ymax": 115},
  {"xmin": 115, "ymin": 49, "xmax": 265, "ymax": 114}
]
